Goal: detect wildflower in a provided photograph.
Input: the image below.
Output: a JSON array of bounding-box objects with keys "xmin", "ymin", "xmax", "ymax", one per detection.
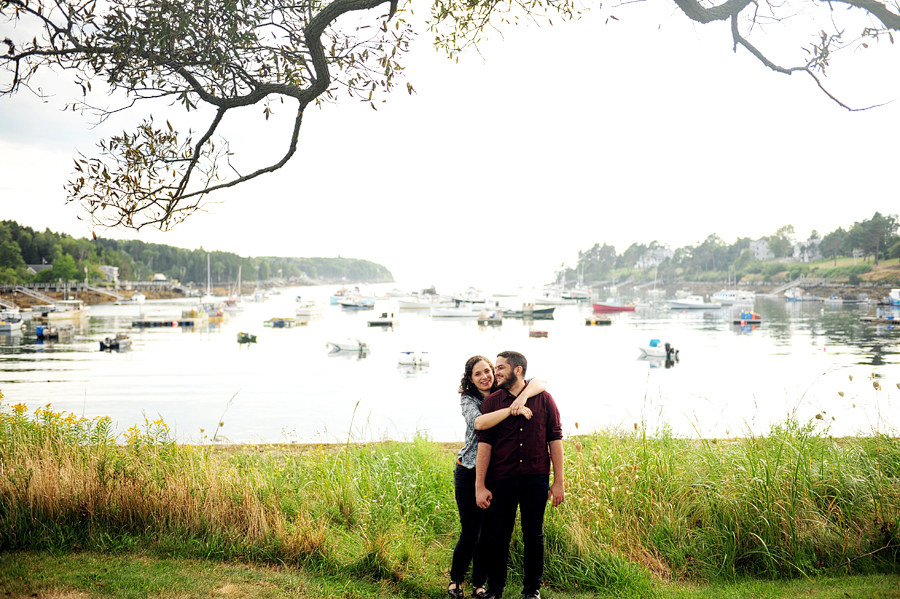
[
  {"xmin": 838, "ymin": 391, "xmax": 844, "ymax": 397},
  {"xmin": 575, "ymin": 422, "xmax": 579, "ymax": 429},
  {"xmin": 815, "ymin": 413, "xmax": 823, "ymax": 420},
  {"xmin": 849, "ymin": 375, "xmax": 853, "ymax": 381},
  {"xmin": 219, "ymin": 421, "xmax": 225, "ymax": 427},
  {"xmin": 873, "ymin": 381, "xmax": 881, "ymax": 390}
]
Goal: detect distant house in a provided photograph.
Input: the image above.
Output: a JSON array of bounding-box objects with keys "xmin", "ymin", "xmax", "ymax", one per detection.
[
  {"xmin": 793, "ymin": 238, "xmax": 823, "ymax": 263},
  {"xmin": 152, "ymin": 273, "xmax": 168, "ymax": 281},
  {"xmin": 26, "ymin": 264, "xmax": 53, "ymax": 275},
  {"xmin": 749, "ymin": 240, "xmax": 774, "ymax": 261},
  {"xmin": 635, "ymin": 248, "xmax": 674, "ymax": 269},
  {"xmin": 99, "ymin": 265, "xmax": 119, "ymax": 284}
]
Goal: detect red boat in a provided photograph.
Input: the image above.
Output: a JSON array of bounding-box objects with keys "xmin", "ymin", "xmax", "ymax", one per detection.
[{"xmin": 592, "ymin": 301, "xmax": 636, "ymax": 313}]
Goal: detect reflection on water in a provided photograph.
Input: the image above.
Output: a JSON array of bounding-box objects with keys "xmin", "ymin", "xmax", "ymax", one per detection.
[{"xmin": 0, "ymin": 286, "xmax": 897, "ymax": 442}]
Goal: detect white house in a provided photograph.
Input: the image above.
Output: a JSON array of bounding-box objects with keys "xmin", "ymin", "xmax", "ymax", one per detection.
[
  {"xmin": 635, "ymin": 248, "xmax": 674, "ymax": 269},
  {"xmin": 749, "ymin": 240, "xmax": 774, "ymax": 261},
  {"xmin": 152, "ymin": 273, "xmax": 168, "ymax": 281},
  {"xmin": 99, "ymin": 265, "xmax": 119, "ymax": 283},
  {"xmin": 26, "ymin": 264, "xmax": 53, "ymax": 275},
  {"xmin": 793, "ymin": 238, "xmax": 823, "ymax": 263}
]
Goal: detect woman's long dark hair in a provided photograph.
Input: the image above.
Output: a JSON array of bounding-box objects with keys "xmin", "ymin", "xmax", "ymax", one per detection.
[{"xmin": 458, "ymin": 355, "xmax": 495, "ymax": 398}]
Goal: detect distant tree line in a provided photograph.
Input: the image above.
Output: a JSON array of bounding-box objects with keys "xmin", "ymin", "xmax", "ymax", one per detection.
[
  {"xmin": 560, "ymin": 212, "xmax": 900, "ymax": 285},
  {"xmin": 0, "ymin": 221, "xmax": 393, "ymax": 285}
]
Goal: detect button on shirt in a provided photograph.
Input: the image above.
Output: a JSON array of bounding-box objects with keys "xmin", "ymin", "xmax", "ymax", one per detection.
[{"xmin": 476, "ymin": 388, "xmax": 562, "ymax": 484}]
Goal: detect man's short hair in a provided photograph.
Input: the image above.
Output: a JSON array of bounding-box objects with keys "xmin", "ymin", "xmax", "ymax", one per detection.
[{"xmin": 497, "ymin": 350, "xmax": 527, "ymax": 377}]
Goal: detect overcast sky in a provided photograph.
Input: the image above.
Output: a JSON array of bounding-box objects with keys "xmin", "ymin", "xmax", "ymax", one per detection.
[{"xmin": 2, "ymin": 1, "xmax": 899, "ymax": 290}]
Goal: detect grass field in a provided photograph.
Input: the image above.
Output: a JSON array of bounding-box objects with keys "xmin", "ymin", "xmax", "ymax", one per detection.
[{"xmin": 1, "ymin": 396, "xmax": 899, "ymax": 598}]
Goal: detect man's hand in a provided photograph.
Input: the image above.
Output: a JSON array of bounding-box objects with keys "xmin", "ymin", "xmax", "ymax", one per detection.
[
  {"xmin": 476, "ymin": 486, "xmax": 492, "ymax": 509},
  {"xmin": 549, "ymin": 479, "xmax": 565, "ymax": 508}
]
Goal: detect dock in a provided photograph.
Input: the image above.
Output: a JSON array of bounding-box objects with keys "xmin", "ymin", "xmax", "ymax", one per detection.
[
  {"xmin": 132, "ymin": 316, "xmax": 207, "ymax": 327},
  {"xmin": 860, "ymin": 316, "xmax": 899, "ymax": 325}
]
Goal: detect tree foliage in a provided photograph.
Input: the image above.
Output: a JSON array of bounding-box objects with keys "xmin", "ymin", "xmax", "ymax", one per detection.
[
  {"xmin": 0, "ymin": 220, "xmax": 394, "ymax": 284},
  {"xmin": 4, "ymin": 0, "xmax": 900, "ymax": 230},
  {"xmin": 2, "ymin": 0, "xmax": 412, "ymax": 230}
]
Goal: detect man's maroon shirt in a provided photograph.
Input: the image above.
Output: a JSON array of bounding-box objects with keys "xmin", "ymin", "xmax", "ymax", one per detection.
[{"xmin": 476, "ymin": 387, "xmax": 562, "ymax": 484}]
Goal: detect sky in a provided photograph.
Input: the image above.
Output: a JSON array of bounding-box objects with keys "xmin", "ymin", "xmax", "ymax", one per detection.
[{"xmin": 2, "ymin": 1, "xmax": 899, "ymax": 291}]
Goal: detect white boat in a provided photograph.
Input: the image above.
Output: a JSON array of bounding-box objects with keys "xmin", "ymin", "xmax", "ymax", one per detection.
[
  {"xmin": 533, "ymin": 295, "xmax": 577, "ymax": 306},
  {"xmin": 784, "ymin": 288, "xmax": 805, "ymax": 301},
  {"xmin": 398, "ymin": 349, "xmax": 429, "ymax": 366},
  {"xmin": 115, "ymin": 292, "xmax": 146, "ymax": 305},
  {"xmin": 34, "ymin": 300, "xmax": 91, "ymax": 321},
  {"xmin": 638, "ymin": 339, "xmax": 679, "ymax": 360},
  {"xmin": 222, "ymin": 298, "xmax": 244, "ymax": 313},
  {"xmin": 431, "ymin": 306, "xmax": 480, "ymax": 318},
  {"xmin": 0, "ymin": 311, "xmax": 24, "ymax": 333},
  {"xmin": 295, "ymin": 301, "xmax": 325, "ymax": 317},
  {"xmin": 711, "ymin": 289, "xmax": 755, "ymax": 305},
  {"xmin": 668, "ymin": 296, "xmax": 722, "ymax": 310},
  {"xmin": 398, "ymin": 296, "xmax": 454, "ymax": 309},
  {"xmin": 327, "ymin": 338, "xmax": 369, "ymax": 352}
]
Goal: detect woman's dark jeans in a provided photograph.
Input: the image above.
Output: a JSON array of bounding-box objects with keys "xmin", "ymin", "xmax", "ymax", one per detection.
[
  {"xmin": 449, "ymin": 463, "xmax": 492, "ymax": 587},
  {"xmin": 488, "ymin": 474, "xmax": 550, "ymax": 596}
]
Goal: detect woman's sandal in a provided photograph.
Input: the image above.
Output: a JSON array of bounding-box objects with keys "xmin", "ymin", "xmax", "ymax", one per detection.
[
  {"xmin": 472, "ymin": 587, "xmax": 489, "ymax": 599},
  {"xmin": 448, "ymin": 580, "xmax": 464, "ymax": 599}
]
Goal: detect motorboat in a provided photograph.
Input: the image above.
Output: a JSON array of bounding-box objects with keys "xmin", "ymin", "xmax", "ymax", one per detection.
[
  {"xmin": 502, "ymin": 304, "xmax": 555, "ymax": 319},
  {"xmin": 533, "ymin": 295, "xmax": 577, "ymax": 306},
  {"xmin": 0, "ymin": 311, "xmax": 24, "ymax": 333},
  {"xmin": 668, "ymin": 296, "xmax": 722, "ymax": 310},
  {"xmin": 711, "ymin": 289, "xmax": 755, "ymax": 305},
  {"xmin": 431, "ymin": 306, "xmax": 480, "ymax": 318},
  {"xmin": 639, "ymin": 339, "xmax": 679, "ymax": 360},
  {"xmin": 100, "ymin": 333, "xmax": 132, "ymax": 351},
  {"xmin": 784, "ymin": 288, "xmax": 805, "ymax": 301},
  {"xmin": 237, "ymin": 332, "xmax": 257, "ymax": 344},
  {"xmin": 592, "ymin": 299, "xmax": 636, "ymax": 313},
  {"xmin": 222, "ymin": 298, "xmax": 245, "ymax": 313},
  {"xmin": 295, "ymin": 301, "xmax": 325, "ymax": 317},
  {"xmin": 398, "ymin": 297, "xmax": 454, "ymax": 309},
  {"xmin": 338, "ymin": 295, "xmax": 376, "ymax": 309},
  {"xmin": 528, "ymin": 329, "xmax": 549, "ymax": 338},
  {"xmin": 33, "ymin": 300, "xmax": 90, "ymax": 321},
  {"xmin": 115, "ymin": 292, "xmax": 146, "ymax": 305},
  {"xmin": 327, "ymin": 338, "xmax": 369, "ymax": 352},
  {"xmin": 398, "ymin": 349, "xmax": 429, "ymax": 366}
]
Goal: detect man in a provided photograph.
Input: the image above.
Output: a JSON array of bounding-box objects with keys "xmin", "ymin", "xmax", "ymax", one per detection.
[{"xmin": 475, "ymin": 351, "xmax": 564, "ymax": 599}]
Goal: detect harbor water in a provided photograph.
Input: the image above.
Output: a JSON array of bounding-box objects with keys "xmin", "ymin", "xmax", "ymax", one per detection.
[{"xmin": 1, "ymin": 284, "xmax": 898, "ymax": 444}]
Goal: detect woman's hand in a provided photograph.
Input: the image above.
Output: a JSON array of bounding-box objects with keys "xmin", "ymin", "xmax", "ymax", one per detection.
[{"xmin": 510, "ymin": 395, "xmax": 528, "ymax": 415}]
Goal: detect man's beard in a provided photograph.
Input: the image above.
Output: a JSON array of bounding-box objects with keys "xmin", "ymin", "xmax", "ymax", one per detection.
[{"xmin": 497, "ymin": 374, "xmax": 515, "ymax": 390}]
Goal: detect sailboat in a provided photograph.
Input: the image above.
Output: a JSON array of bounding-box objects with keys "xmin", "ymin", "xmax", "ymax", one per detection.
[
  {"xmin": 200, "ymin": 253, "xmax": 216, "ymax": 304},
  {"xmin": 222, "ymin": 266, "xmax": 245, "ymax": 313}
]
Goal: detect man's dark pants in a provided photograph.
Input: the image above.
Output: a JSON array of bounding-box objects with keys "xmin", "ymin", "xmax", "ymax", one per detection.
[{"xmin": 487, "ymin": 474, "xmax": 550, "ymax": 596}]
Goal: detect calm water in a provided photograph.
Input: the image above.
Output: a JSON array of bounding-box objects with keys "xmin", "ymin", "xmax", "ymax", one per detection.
[{"xmin": 1, "ymin": 284, "xmax": 898, "ymax": 443}]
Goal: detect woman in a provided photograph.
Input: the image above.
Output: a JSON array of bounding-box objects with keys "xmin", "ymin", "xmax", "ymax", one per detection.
[{"xmin": 449, "ymin": 355, "xmax": 546, "ymax": 599}]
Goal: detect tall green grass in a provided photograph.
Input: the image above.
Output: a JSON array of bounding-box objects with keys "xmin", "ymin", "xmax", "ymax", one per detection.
[{"xmin": 1, "ymin": 397, "xmax": 898, "ymax": 597}]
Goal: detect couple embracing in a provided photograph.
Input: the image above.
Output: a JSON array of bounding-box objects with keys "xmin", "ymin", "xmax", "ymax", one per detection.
[{"xmin": 450, "ymin": 351, "xmax": 565, "ymax": 599}]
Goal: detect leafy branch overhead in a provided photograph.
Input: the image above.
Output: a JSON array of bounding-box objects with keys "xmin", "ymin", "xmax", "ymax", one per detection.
[
  {"xmin": 1, "ymin": 0, "xmax": 414, "ymax": 230},
  {"xmin": 3, "ymin": 0, "xmax": 900, "ymax": 232},
  {"xmin": 429, "ymin": 0, "xmax": 900, "ymax": 109}
]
